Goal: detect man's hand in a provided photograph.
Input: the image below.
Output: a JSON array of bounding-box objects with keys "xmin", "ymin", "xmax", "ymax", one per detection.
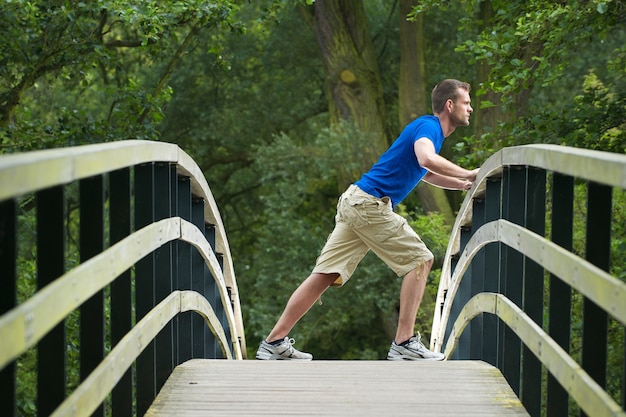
[{"xmin": 466, "ymin": 168, "xmax": 480, "ymax": 181}]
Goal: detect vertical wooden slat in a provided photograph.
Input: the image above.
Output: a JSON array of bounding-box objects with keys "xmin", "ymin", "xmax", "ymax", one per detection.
[
  {"xmin": 109, "ymin": 167, "xmax": 133, "ymax": 417},
  {"xmin": 205, "ymin": 224, "xmax": 219, "ymax": 358},
  {"xmin": 521, "ymin": 167, "xmax": 546, "ymax": 417},
  {"xmin": 446, "ymin": 253, "xmax": 460, "ymax": 360},
  {"xmin": 154, "ymin": 163, "xmax": 174, "ymax": 391},
  {"xmin": 191, "ymin": 198, "xmax": 206, "ymax": 359},
  {"xmin": 134, "ymin": 163, "xmax": 156, "ymax": 417},
  {"xmin": 500, "ymin": 166, "xmax": 525, "ymax": 395},
  {"xmin": 169, "ymin": 166, "xmax": 179, "ymax": 366},
  {"xmin": 0, "ymin": 199, "xmax": 17, "ymax": 417},
  {"xmin": 79, "ymin": 175, "xmax": 106, "ymax": 417},
  {"xmin": 456, "ymin": 226, "xmax": 473, "ymax": 360},
  {"xmin": 177, "ymin": 176, "xmax": 193, "ymax": 364},
  {"xmin": 470, "ymin": 198, "xmax": 486, "ymax": 361},
  {"xmin": 483, "ymin": 178, "xmax": 501, "ymax": 367},
  {"xmin": 36, "ymin": 186, "xmax": 66, "ymax": 417},
  {"xmin": 218, "ymin": 254, "xmax": 232, "ymax": 358},
  {"xmin": 581, "ymin": 181, "xmax": 611, "ymax": 417},
  {"xmin": 546, "ymin": 173, "xmax": 574, "ymax": 416}
]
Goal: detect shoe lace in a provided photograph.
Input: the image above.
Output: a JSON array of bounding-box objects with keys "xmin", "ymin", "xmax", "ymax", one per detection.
[
  {"xmin": 409, "ymin": 332, "xmax": 427, "ymax": 351},
  {"xmin": 285, "ymin": 337, "xmax": 297, "ymax": 353}
]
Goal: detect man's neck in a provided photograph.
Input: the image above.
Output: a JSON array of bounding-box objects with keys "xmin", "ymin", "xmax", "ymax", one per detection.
[{"xmin": 434, "ymin": 113, "xmax": 456, "ymax": 138}]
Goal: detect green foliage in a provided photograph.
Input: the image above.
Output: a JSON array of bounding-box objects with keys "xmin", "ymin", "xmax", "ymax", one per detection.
[
  {"xmin": 412, "ymin": 0, "xmax": 626, "ymax": 169},
  {"xmin": 0, "ymin": 0, "xmax": 240, "ymax": 151},
  {"xmin": 15, "ymin": 203, "xmax": 38, "ymax": 417}
]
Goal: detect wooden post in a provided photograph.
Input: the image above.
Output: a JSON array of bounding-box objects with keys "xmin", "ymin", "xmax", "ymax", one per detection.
[
  {"xmin": 483, "ymin": 177, "xmax": 501, "ymax": 367},
  {"xmin": 36, "ymin": 185, "xmax": 66, "ymax": 416},
  {"xmin": 205, "ymin": 224, "xmax": 220, "ymax": 358},
  {"xmin": 546, "ymin": 172, "xmax": 574, "ymax": 416},
  {"xmin": 135, "ymin": 163, "xmax": 157, "ymax": 417},
  {"xmin": 191, "ymin": 198, "xmax": 207, "ymax": 359},
  {"xmin": 177, "ymin": 176, "xmax": 193, "ymax": 364},
  {"xmin": 500, "ymin": 166, "xmax": 525, "ymax": 395},
  {"xmin": 109, "ymin": 167, "xmax": 133, "ymax": 417},
  {"xmin": 470, "ymin": 198, "xmax": 486, "ymax": 360},
  {"xmin": 154, "ymin": 163, "xmax": 175, "ymax": 391},
  {"xmin": 456, "ymin": 226, "xmax": 473, "ymax": 359},
  {"xmin": 581, "ymin": 181, "xmax": 611, "ymax": 417},
  {"xmin": 521, "ymin": 167, "xmax": 546, "ymax": 416},
  {"xmin": 79, "ymin": 175, "xmax": 106, "ymax": 417},
  {"xmin": 0, "ymin": 199, "xmax": 17, "ymax": 417}
]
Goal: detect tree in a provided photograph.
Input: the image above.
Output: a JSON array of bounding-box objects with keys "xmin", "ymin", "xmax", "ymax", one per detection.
[
  {"xmin": 0, "ymin": 0, "xmax": 240, "ymax": 150},
  {"xmin": 398, "ymin": 0, "xmax": 455, "ymax": 224},
  {"xmin": 412, "ymin": 0, "xmax": 626, "ymax": 164},
  {"xmin": 301, "ymin": 0, "xmax": 388, "ymax": 189}
]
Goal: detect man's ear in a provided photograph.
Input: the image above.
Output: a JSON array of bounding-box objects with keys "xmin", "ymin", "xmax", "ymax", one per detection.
[{"xmin": 446, "ymin": 98, "xmax": 454, "ymax": 112}]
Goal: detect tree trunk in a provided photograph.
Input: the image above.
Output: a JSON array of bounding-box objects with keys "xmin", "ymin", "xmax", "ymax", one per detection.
[
  {"xmin": 398, "ymin": 0, "xmax": 455, "ymax": 224},
  {"xmin": 474, "ymin": 0, "xmax": 500, "ymax": 139},
  {"xmin": 308, "ymin": 0, "xmax": 388, "ymax": 188},
  {"xmin": 398, "ymin": 0, "xmax": 427, "ymax": 122}
]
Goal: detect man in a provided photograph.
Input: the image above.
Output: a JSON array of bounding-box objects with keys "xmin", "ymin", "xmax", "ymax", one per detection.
[{"xmin": 256, "ymin": 79, "xmax": 479, "ymax": 361}]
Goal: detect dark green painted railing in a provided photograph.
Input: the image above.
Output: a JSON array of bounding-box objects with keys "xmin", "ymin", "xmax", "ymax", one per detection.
[
  {"xmin": 432, "ymin": 145, "xmax": 626, "ymax": 417},
  {"xmin": 0, "ymin": 141, "xmax": 246, "ymax": 417}
]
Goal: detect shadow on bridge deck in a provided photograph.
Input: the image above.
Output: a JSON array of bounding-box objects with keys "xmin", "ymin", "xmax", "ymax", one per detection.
[{"xmin": 146, "ymin": 359, "xmax": 528, "ymax": 417}]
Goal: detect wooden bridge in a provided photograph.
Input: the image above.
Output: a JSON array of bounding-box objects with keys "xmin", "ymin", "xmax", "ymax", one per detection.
[{"xmin": 1, "ymin": 141, "xmax": 625, "ymax": 416}]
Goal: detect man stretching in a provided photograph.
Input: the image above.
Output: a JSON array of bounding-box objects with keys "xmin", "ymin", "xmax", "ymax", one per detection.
[{"xmin": 256, "ymin": 79, "xmax": 478, "ymax": 361}]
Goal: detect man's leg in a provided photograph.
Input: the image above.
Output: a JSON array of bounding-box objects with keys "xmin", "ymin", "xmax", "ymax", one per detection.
[
  {"xmin": 266, "ymin": 272, "xmax": 339, "ymax": 342},
  {"xmin": 387, "ymin": 257, "xmax": 443, "ymax": 360},
  {"xmin": 395, "ymin": 258, "xmax": 433, "ymax": 344}
]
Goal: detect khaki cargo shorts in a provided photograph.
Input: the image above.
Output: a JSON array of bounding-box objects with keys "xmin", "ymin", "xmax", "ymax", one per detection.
[{"xmin": 313, "ymin": 184, "xmax": 434, "ymax": 287}]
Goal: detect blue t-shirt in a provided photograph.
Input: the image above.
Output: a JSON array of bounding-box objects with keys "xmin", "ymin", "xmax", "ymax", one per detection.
[{"xmin": 354, "ymin": 115, "xmax": 444, "ymax": 207}]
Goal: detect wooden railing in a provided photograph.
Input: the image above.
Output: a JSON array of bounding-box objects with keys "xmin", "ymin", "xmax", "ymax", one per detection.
[
  {"xmin": 431, "ymin": 145, "xmax": 626, "ymax": 417},
  {"xmin": 0, "ymin": 140, "xmax": 246, "ymax": 417}
]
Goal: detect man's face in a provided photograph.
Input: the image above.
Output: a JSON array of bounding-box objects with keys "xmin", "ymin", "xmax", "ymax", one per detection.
[{"xmin": 450, "ymin": 89, "xmax": 473, "ymax": 126}]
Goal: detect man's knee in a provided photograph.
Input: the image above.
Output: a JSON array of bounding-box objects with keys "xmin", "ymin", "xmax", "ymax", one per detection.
[
  {"xmin": 309, "ymin": 272, "xmax": 340, "ymax": 287},
  {"xmin": 416, "ymin": 258, "xmax": 433, "ymax": 280},
  {"xmin": 425, "ymin": 257, "xmax": 434, "ymax": 269}
]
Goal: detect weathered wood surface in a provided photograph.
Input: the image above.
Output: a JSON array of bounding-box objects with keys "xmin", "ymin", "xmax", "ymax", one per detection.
[{"xmin": 146, "ymin": 359, "xmax": 528, "ymax": 416}]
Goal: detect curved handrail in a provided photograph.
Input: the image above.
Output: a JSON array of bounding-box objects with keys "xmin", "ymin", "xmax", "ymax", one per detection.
[
  {"xmin": 431, "ymin": 144, "xmax": 626, "ymax": 350},
  {"xmin": 0, "ymin": 141, "xmax": 178, "ymax": 200},
  {"xmin": 432, "ymin": 219, "xmax": 626, "ymax": 351},
  {"xmin": 50, "ymin": 290, "xmax": 229, "ymax": 417},
  {"xmin": 444, "ymin": 293, "xmax": 626, "ymax": 417},
  {"xmin": 0, "ymin": 139, "xmax": 246, "ymax": 356},
  {"xmin": 0, "ymin": 217, "xmax": 238, "ymax": 369}
]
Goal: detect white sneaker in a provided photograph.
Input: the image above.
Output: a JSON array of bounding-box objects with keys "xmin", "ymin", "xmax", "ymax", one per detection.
[
  {"xmin": 387, "ymin": 333, "xmax": 444, "ymax": 361},
  {"xmin": 256, "ymin": 337, "xmax": 313, "ymax": 360}
]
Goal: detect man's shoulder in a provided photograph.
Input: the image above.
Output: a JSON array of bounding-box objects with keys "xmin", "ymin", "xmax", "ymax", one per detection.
[{"xmin": 406, "ymin": 115, "xmax": 442, "ymax": 140}]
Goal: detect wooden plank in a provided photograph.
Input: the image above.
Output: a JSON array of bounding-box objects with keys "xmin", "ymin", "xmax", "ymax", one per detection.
[{"xmin": 146, "ymin": 360, "xmax": 528, "ymax": 417}]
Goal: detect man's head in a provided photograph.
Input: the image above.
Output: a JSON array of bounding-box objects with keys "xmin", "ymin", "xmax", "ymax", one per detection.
[
  {"xmin": 431, "ymin": 79, "xmax": 473, "ymax": 127},
  {"xmin": 431, "ymin": 79, "xmax": 471, "ymax": 114}
]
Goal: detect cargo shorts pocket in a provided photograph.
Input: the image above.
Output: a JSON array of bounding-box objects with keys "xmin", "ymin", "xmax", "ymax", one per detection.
[
  {"xmin": 336, "ymin": 194, "xmax": 369, "ymax": 228},
  {"xmin": 373, "ymin": 212, "xmax": 405, "ymax": 243}
]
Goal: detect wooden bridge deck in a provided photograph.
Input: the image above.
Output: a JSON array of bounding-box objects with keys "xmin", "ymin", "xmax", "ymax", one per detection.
[{"xmin": 146, "ymin": 359, "xmax": 529, "ymax": 416}]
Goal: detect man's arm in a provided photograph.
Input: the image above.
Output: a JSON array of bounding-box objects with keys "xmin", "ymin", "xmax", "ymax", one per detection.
[
  {"xmin": 423, "ymin": 171, "xmax": 473, "ymax": 190},
  {"xmin": 414, "ymin": 137, "xmax": 478, "ymax": 180}
]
